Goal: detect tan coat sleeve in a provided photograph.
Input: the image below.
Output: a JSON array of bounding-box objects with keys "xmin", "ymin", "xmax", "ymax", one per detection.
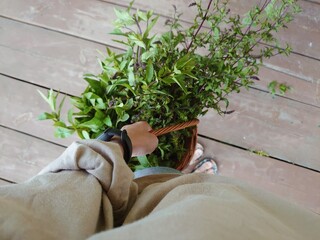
[{"xmin": 0, "ymin": 140, "xmax": 138, "ymax": 240}]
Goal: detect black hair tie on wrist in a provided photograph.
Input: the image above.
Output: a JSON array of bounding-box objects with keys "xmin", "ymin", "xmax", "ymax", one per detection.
[{"xmin": 97, "ymin": 128, "xmax": 132, "ymax": 163}]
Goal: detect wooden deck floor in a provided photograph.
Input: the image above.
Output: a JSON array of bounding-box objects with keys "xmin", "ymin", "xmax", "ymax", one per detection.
[{"xmin": 0, "ymin": 0, "xmax": 319, "ymax": 213}]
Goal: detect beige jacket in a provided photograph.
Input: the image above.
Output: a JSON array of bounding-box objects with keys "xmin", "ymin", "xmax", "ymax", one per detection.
[{"xmin": 0, "ymin": 140, "xmax": 319, "ymax": 239}]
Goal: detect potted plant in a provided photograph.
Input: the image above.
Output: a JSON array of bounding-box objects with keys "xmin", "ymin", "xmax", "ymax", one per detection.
[{"xmin": 38, "ymin": 0, "xmax": 300, "ymax": 171}]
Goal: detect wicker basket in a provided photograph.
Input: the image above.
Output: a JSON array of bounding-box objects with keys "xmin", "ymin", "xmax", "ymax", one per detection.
[{"xmin": 150, "ymin": 119, "xmax": 199, "ymax": 170}]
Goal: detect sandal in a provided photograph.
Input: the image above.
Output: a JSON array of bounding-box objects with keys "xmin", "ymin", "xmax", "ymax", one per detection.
[
  {"xmin": 189, "ymin": 143, "xmax": 204, "ymax": 165},
  {"xmin": 191, "ymin": 158, "xmax": 218, "ymax": 174}
]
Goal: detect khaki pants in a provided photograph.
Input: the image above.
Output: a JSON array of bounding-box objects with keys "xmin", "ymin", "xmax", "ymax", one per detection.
[{"xmin": 0, "ymin": 140, "xmax": 319, "ymax": 239}]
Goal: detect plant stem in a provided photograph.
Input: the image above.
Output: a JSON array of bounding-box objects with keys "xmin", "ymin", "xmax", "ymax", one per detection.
[
  {"xmin": 186, "ymin": 0, "xmax": 214, "ymax": 53},
  {"xmin": 224, "ymin": 0, "xmax": 271, "ymax": 61},
  {"xmin": 242, "ymin": 6, "xmax": 290, "ymax": 60},
  {"xmin": 134, "ymin": 15, "xmax": 143, "ymax": 68},
  {"xmin": 134, "ymin": 16, "xmax": 143, "ymax": 35}
]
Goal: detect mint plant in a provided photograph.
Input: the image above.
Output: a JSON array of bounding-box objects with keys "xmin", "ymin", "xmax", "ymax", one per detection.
[{"xmin": 39, "ymin": 0, "xmax": 300, "ymax": 170}]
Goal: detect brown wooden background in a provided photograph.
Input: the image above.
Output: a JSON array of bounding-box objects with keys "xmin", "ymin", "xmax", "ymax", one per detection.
[{"xmin": 0, "ymin": 0, "xmax": 319, "ymax": 213}]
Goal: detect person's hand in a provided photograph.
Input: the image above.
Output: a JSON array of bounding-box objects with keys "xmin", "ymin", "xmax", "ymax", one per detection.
[{"xmin": 121, "ymin": 121, "xmax": 158, "ymax": 157}]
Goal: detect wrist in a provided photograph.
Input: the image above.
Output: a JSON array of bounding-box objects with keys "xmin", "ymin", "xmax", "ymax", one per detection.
[
  {"xmin": 109, "ymin": 136, "xmax": 124, "ymax": 155},
  {"xmin": 96, "ymin": 128, "xmax": 132, "ymax": 163}
]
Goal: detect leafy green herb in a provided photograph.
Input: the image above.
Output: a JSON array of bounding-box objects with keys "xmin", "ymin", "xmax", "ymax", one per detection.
[{"xmin": 38, "ymin": 0, "xmax": 300, "ymax": 169}]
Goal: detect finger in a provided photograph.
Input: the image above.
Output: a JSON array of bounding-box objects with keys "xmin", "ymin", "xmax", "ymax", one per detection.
[{"xmin": 137, "ymin": 121, "xmax": 153, "ymax": 131}]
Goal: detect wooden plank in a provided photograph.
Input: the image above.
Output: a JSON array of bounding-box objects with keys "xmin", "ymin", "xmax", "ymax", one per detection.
[
  {"xmin": 0, "ymin": 178, "xmax": 13, "ymax": 186},
  {"xmin": 0, "ymin": 127, "xmax": 66, "ymax": 183},
  {"xmin": 198, "ymin": 89, "xmax": 320, "ymax": 171},
  {"xmin": 0, "ymin": 74, "xmax": 76, "ymax": 146},
  {"xmin": 0, "ymin": 17, "xmax": 319, "ymax": 109},
  {"xmin": 255, "ymin": 67, "xmax": 320, "ymax": 108},
  {"xmin": 0, "ymin": 17, "xmax": 105, "ymax": 96},
  {"xmin": 0, "ymin": 0, "xmax": 173, "ymax": 46},
  {"xmin": 305, "ymin": 0, "xmax": 320, "ymax": 4},
  {"xmin": 0, "ymin": 0, "xmax": 319, "ymax": 81},
  {"xmin": 263, "ymin": 53, "xmax": 319, "ymax": 83},
  {"xmin": 198, "ymin": 136, "xmax": 320, "ymax": 214}
]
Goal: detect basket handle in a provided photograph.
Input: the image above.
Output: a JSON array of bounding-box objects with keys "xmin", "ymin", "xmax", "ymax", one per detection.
[{"xmin": 150, "ymin": 119, "xmax": 199, "ymax": 137}]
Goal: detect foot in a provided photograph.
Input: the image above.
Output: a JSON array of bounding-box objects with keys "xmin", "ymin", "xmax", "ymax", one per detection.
[
  {"xmin": 181, "ymin": 143, "xmax": 204, "ymax": 173},
  {"xmin": 182, "ymin": 143, "xmax": 218, "ymax": 174},
  {"xmin": 191, "ymin": 158, "xmax": 218, "ymax": 174}
]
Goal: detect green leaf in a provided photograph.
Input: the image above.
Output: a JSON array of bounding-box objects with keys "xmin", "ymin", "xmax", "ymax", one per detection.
[
  {"xmin": 54, "ymin": 127, "xmax": 75, "ymax": 138},
  {"xmin": 146, "ymin": 60, "xmax": 154, "ymax": 83},
  {"xmin": 103, "ymin": 115, "xmax": 113, "ymax": 127},
  {"xmin": 137, "ymin": 10, "xmax": 148, "ymax": 21},
  {"xmin": 127, "ymin": 65, "xmax": 135, "ymax": 86},
  {"xmin": 112, "ymin": 39, "xmax": 131, "ymax": 47},
  {"xmin": 83, "ymin": 76, "xmax": 103, "ymax": 95},
  {"xmin": 83, "ymin": 93, "xmax": 106, "ymax": 109},
  {"xmin": 172, "ymin": 77, "xmax": 188, "ymax": 94},
  {"xmin": 82, "ymin": 130, "xmax": 90, "ymax": 140},
  {"xmin": 57, "ymin": 95, "xmax": 66, "ymax": 118},
  {"xmin": 144, "ymin": 15, "xmax": 159, "ymax": 38},
  {"xmin": 119, "ymin": 113, "xmax": 129, "ymax": 123},
  {"xmin": 123, "ymin": 98, "xmax": 134, "ymax": 110},
  {"xmin": 213, "ymin": 27, "xmax": 220, "ymax": 41},
  {"xmin": 141, "ymin": 49, "xmax": 155, "ymax": 62},
  {"xmin": 268, "ymin": 80, "xmax": 277, "ymax": 96},
  {"xmin": 173, "ymin": 65, "xmax": 182, "ymax": 74},
  {"xmin": 114, "ymin": 8, "xmax": 135, "ymax": 26},
  {"xmin": 175, "ymin": 54, "xmax": 192, "ymax": 69},
  {"xmin": 38, "ymin": 112, "xmax": 56, "ymax": 120},
  {"xmin": 67, "ymin": 109, "xmax": 74, "ymax": 124},
  {"xmin": 95, "ymin": 98, "xmax": 106, "ymax": 110},
  {"xmin": 37, "ymin": 89, "xmax": 56, "ymax": 112},
  {"xmin": 242, "ymin": 14, "xmax": 252, "ymax": 26},
  {"xmin": 110, "ymin": 28, "xmax": 128, "ymax": 36},
  {"xmin": 279, "ymin": 83, "xmax": 291, "ymax": 95},
  {"xmin": 53, "ymin": 121, "xmax": 68, "ymax": 128},
  {"xmin": 128, "ymin": 34, "xmax": 146, "ymax": 49},
  {"xmin": 265, "ymin": 0, "xmax": 276, "ymax": 17},
  {"xmin": 79, "ymin": 118, "xmax": 103, "ymax": 132},
  {"xmin": 149, "ymin": 89, "xmax": 173, "ymax": 98},
  {"xmin": 70, "ymin": 96, "xmax": 86, "ymax": 109},
  {"xmin": 119, "ymin": 60, "xmax": 127, "ymax": 71}
]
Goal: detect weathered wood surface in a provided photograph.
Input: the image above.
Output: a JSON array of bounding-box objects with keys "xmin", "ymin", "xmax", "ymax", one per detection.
[
  {"xmin": 0, "ymin": 178, "xmax": 13, "ymax": 186},
  {"xmin": 198, "ymin": 89, "xmax": 320, "ymax": 171},
  {"xmin": 2, "ymin": 72, "xmax": 320, "ymax": 172},
  {"xmin": 0, "ymin": 127, "xmax": 66, "ymax": 183},
  {"xmin": 254, "ymin": 67, "xmax": 320, "ymax": 108},
  {"xmin": 1, "ymin": 0, "xmax": 319, "ymax": 82},
  {"xmin": 1, "ymin": 17, "xmax": 319, "ymax": 109},
  {"xmin": 305, "ymin": 0, "xmax": 320, "ymax": 4},
  {"xmin": 0, "ymin": 75, "xmax": 77, "ymax": 146},
  {"xmin": 0, "ymin": 0, "xmax": 319, "ymax": 213},
  {"xmin": 198, "ymin": 136, "xmax": 320, "ymax": 214},
  {"xmin": 0, "ymin": 17, "xmax": 104, "ymax": 96},
  {"xmin": 1, "ymin": 16, "xmax": 319, "ymax": 171}
]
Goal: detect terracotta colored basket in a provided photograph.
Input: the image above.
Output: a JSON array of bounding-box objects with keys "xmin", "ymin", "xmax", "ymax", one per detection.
[{"xmin": 150, "ymin": 119, "xmax": 199, "ymax": 170}]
